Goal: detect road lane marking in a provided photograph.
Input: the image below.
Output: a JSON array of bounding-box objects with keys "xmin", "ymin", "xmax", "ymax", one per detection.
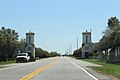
[
  {"xmin": 19, "ymin": 58, "xmax": 60, "ymax": 80},
  {"xmin": 67, "ymin": 57, "xmax": 98, "ymax": 80}
]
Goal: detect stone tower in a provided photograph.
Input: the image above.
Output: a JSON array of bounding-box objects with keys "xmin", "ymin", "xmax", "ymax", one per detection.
[
  {"xmin": 82, "ymin": 30, "xmax": 92, "ymax": 58},
  {"xmin": 25, "ymin": 31, "xmax": 35, "ymax": 58}
]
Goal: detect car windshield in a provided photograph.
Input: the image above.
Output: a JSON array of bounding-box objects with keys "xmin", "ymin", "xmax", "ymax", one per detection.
[{"xmin": 18, "ymin": 54, "xmax": 26, "ymax": 56}]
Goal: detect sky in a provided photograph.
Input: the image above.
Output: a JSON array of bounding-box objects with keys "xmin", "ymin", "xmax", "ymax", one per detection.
[{"xmin": 0, "ymin": 0, "xmax": 120, "ymax": 54}]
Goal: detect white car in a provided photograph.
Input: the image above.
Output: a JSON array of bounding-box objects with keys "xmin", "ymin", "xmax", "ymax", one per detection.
[{"xmin": 16, "ymin": 53, "xmax": 30, "ymax": 63}]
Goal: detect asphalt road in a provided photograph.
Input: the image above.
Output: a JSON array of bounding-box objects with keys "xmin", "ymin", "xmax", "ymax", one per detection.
[{"xmin": 0, "ymin": 57, "xmax": 111, "ymax": 80}]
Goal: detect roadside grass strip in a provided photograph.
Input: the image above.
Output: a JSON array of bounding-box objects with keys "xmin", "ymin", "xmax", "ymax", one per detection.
[
  {"xmin": 0, "ymin": 61, "xmax": 15, "ymax": 65},
  {"xmin": 19, "ymin": 58, "xmax": 60, "ymax": 80},
  {"xmin": 82, "ymin": 59, "xmax": 120, "ymax": 79}
]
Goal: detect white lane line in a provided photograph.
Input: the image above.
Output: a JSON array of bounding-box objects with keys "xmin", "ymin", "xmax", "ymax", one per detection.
[{"xmin": 67, "ymin": 57, "xmax": 98, "ymax": 80}]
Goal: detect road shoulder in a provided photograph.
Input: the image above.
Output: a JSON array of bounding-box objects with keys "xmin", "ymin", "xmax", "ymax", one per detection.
[{"xmin": 67, "ymin": 57, "xmax": 112, "ymax": 80}]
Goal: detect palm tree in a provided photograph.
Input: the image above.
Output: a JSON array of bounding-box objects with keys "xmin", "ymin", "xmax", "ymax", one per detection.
[
  {"xmin": 108, "ymin": 17, "xmax": 120, "ymax": 30},
  {"xmin": 112, "ymin": 26, "xmax": 120, "ymax": 47},
  {"xmin": 98, "ymin": 17, "xmax": 120, "ymax": 62}
]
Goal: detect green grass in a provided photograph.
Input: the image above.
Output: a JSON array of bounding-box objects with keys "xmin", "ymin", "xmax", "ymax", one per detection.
[
  {"xmin": 82, "ymin": 59, "xmax": 120, "ymax": 79},
  {"xmin": 0, "ymin": 61, "xmax": 15, "ymax": 65},
  {"xmin": 0, "ymin": 60, "xmax": 15, "ymax": 68}
]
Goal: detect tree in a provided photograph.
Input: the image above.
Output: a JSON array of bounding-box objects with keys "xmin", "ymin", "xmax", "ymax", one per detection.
[
  {"xmin": 107, "ymin": 26, "xmax": 120, "ymax": 48},
  {"xmin": 97, "ymin": 17, "xmax": 120, "ymax": 62},
  {"xmin": 108, "ymin": 17, "xmax": 120, "ymax": 30},
  {"xmin": 49, "ymin": 52, "xmax": 60, "ymax": 57},
  {"xmin": 98, "ymin": 17, "xmax": 120, "ymax": 51},
  {"xmin": 0, "ymin": 27, "xmax": 19, "ymax": 61},
  {"xmin": 35, "ymin": 47, "xmax": 50, "ymax": 58},
  {"xmin": 73, "ymin": 48, "xmax": 82, "ymax": 58}
]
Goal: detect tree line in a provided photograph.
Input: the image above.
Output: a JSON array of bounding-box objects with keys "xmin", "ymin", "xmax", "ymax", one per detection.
[
  {"xmin": 35, "ymin": 47, "xmax": 60, "ymax": 58},
  {"xmin": 96, "ymin": 17, "xmax": 120, "ymax": 63},
  {"xmin": 96, "ymin": 17, "xmax": 120, "ymax": 51},
  {"xmin": 0, "ymin": 27, "xmax": 19, "ymax": 61}
]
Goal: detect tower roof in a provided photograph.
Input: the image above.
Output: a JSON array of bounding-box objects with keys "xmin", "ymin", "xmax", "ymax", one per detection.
[
  {"xmin": 82, "ymin": 31, "xmax": 91, "ymax": 34},
  {"xmin": 26, "ymin": 31, "xmax": 35, "ymax": 35}
]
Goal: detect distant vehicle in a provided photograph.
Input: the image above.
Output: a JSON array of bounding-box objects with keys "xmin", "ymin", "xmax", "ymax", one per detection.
[{"xmin": 16, "ymin": 53, "xmax": 30, "ymax": 63}]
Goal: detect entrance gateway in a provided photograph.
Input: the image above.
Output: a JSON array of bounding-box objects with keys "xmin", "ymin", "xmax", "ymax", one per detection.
[
  {"xmin": 25, "ymin": 31, "xmax": 35, "ymax": 61},
  {"xmin": 82, "ymin": 30, "xmax": 92, "ymax": 58}
]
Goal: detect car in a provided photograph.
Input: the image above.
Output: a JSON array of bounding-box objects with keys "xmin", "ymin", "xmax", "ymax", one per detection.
[{"xmin": 16, "ymin": 53, "xmax": 30, "ymax": 63}]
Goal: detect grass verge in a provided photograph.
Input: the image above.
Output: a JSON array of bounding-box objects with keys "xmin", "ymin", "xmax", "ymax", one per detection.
[
  {"xmin": 82, "ymin": 59, "xmax": 120, "ymax": 79},
  {"xmin": 0, "ymin": 61, "xmax": 15, "ymax": 65},
  {"xmin": 0, "ymin": 61, "xmax": 15, "ymax": 68}
]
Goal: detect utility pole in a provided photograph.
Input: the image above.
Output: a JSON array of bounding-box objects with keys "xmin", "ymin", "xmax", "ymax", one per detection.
[
  {"xmin": 77, "ymin": 37, "xmax": 78, "ymax": 50},
  {"xmin": 65, "ymin": 48, "xmax": 68, "ymax": 55},
  {"xmin": 69, "ymin": 44, "xmax": 72, "ymax": 54}
]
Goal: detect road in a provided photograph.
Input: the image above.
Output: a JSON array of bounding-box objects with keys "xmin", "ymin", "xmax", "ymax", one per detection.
[{"xmin": 0, "ymin": 57, "xmax": 111, "ymax": 80}]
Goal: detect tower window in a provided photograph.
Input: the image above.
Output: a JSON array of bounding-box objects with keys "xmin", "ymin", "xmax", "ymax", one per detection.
[
  {"xmin": 29, "ymin": 36, "xmax": 31, "ymax": 43},
  {"xmin": 86, "ymin": 36, "xmax": 88, "ymax": 43}
]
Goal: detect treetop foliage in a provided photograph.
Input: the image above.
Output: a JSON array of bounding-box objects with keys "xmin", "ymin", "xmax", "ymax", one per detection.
[
  {"xmin": 0, "ymin": 27, "xmax": 19, "ymax": 61},
  {"xmin": 96, "ymin": 17, "xmax": 120, "ymax": 50}
]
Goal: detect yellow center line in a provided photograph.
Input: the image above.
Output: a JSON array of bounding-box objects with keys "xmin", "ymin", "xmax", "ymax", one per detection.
[{"xmin": 19, "ymin": 58, "xmax": 60, "ymax": 80}]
